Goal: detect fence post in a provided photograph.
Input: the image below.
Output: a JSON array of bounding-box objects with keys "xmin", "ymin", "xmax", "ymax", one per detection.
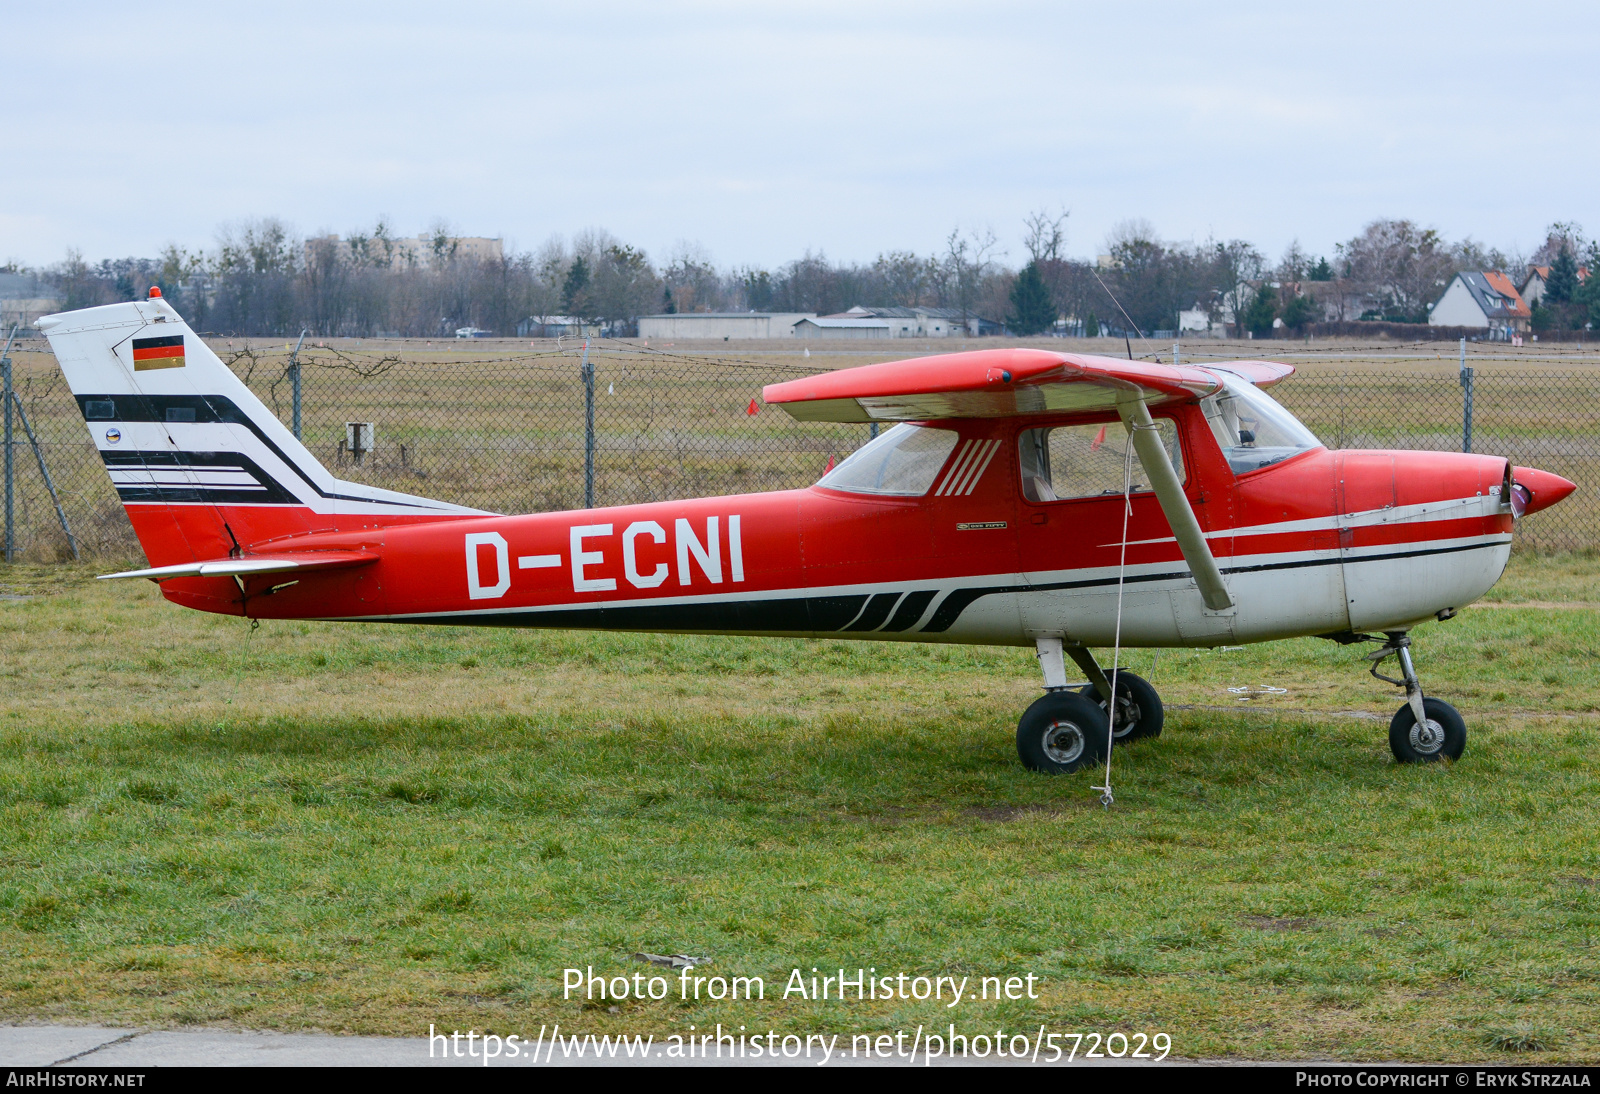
[
  {"xmin": 1, "ymin": 324, "xmax": 15, "ymax": 563},
  {"xmin": 1458, "ymin": 336, "xmax": 1473, "ymax": 454},
  {"xmin": 288, "ymin": 328, "xmax": 308, "ymax": 440},
  {"xmin": 1173, "ymin": 340, "xmax": 1180, "ymax": 367},
  {"xmin": 581, "ymin": 338, "xmax": 595, "ymax": 508},
  {"xmin": 12, "ymin": 392, "xmax": 78, "ymax": 559}
]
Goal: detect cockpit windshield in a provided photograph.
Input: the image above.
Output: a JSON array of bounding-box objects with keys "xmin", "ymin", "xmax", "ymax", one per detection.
[
  {"xmin": 1199, "ymin": 377, "xmax": 1321, "ymax": 474},
  {"xmin": 816, "ymin": 423, "xmax": 959, "ymax": 496}
]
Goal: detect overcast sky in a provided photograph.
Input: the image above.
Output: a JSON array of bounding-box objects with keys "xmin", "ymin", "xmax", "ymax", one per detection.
[{"xmin": 5, "ymin": 1, "xmax": 1596, "ymax": 271}]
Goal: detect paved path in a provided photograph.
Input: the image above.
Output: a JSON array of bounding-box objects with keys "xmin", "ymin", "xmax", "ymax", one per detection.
[{"xmin": 1, "ymin": 1025, "xmax": 1195, "ymax": 1067}]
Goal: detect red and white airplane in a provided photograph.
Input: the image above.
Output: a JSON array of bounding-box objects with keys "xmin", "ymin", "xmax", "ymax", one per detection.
[{"xmin": 38, "ymin": 290, "xmax": 1576, "ymax": 772}]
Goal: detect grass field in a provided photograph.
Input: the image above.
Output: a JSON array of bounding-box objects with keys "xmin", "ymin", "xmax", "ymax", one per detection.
[{"xmin": 2, "ymin": 553, "xmax": 1599, "ymax": 1062}]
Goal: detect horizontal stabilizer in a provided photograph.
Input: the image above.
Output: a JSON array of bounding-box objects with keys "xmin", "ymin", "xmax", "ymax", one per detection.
[{"xmin": 99, "ymin": 551, "xmax": 378, "ymax": 582}]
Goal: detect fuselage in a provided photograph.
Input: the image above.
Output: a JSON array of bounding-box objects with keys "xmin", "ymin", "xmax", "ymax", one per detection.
[{"xmin": 157, "ymin": 401, "xmax": 1522, "ymax": 648}]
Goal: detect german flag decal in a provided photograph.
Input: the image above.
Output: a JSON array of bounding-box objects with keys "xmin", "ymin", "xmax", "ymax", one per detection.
[{"xmin": 131, "ymin": 334, "xmax": 185, "ymax": 371}]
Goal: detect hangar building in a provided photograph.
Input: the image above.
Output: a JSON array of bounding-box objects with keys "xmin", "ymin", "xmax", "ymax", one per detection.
[{"xmin": 636, "ymin": 312, "xmax": 816, "ymax": 339}]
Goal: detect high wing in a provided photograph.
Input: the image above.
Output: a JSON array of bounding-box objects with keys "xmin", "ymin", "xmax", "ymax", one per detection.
[
  {"xmin": 1204, "ymin": 360, "xmax": 1295, "ymax": 388},
  {"xmin": 760, "ymin": 349, "xmax": 1294, "ymax": 423},
  {"xmin": 100, "ymin": 550, "xmax": 378, "ymax": 582},
  {"xmin": 762, "ymin": 348, "xmax": 1292, "ymax": 614}
]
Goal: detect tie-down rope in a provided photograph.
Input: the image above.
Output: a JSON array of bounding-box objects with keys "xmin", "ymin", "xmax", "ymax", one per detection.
[{"xmin": 1093, "ymin": 419, "xmax": 1149, "ymax": 809}]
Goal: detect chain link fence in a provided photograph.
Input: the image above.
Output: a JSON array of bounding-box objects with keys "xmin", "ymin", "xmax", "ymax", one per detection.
[{"xmin": 0, "ymin": 338, "xmax": 1595, "ymax": 562}]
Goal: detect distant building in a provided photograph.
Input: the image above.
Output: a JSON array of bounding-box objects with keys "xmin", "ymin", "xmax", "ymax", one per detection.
[
  {"xmin": 1179, "ymin": 305, "xmax": 1226, "ymax": 338},
  {"xmin": 0, "ymin": 273, "xmax": 59, "ymax": 330},
  {"xmin": 518, "ymin": 316, "xmax": 604, "ymax": 338},
  {"xmin": 831, "ymin": 305, "xmax": 963, "ymax": 337},
  {"xmin": 1520, "ymin": 264, "xmax": 1589, "ymax": 307},
  {"xmin": 1429, "ymin": 271, "xmax": 1530, "ymax": 336},
  {"xmin": 304, "ymin": 233, "xmax": 504, "ymax": 270},
  {"xmin": 636, "ymin": 313, "xmax": 815, "ymax": 340},
  {"xmin": 793, "ymin": 317, "xmax": 891, "ymax": 339}
]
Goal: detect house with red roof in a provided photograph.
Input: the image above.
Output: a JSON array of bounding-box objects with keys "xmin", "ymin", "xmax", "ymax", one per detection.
[
  {"xmin": 1429, "ymin": 271, "xmax": 1530, "ymax": 338},
  {"xmin": 1520, "ymin": 264, "xmax": 1589, "ymax": 307}
]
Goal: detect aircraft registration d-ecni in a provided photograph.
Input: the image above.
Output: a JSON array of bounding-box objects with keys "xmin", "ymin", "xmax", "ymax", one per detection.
[{"xmin": 37, "ymin": 290, "xmax": 1577, "ymax": 774}]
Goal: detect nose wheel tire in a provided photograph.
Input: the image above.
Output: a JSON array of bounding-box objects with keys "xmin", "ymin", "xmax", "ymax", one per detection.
[
  {"xmin": 1388, "ymin": 697, "xmax": 1466, "ymax": 763},
  {"xmin": 1017, "ymin": 691, "xmax": 1112, "ymax": 774},
  {"xmin": 1076, "ymin": 670, "xmax": 1164, "ymax": 742}
]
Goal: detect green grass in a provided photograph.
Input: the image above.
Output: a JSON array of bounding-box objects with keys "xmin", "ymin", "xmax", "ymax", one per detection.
[{"xmin": 0, "ymin": 556, "xmax": 1598, "ymax": 1062}]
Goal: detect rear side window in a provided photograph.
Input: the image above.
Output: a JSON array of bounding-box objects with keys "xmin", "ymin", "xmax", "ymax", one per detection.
[
  {"xmin": 84, "ymin": 400, "xmax": 115, "ymax": 420},
  {"xmin": 1018, "ymin": 419, "xmax": 1184, "ymax": 502},
  {"xmin": 817, "ymin": 423, "xmax": 959, "ymax": 496}
]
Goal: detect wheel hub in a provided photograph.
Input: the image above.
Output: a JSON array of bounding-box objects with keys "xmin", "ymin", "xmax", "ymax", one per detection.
[
  {"xmin": 1091, "ymin": 692, "xmax": 1141, "ymax": 738},
  {"xmin": 1042, "ymin": 720, "xmax": 1086, "ymax": 764},
  {"xmin": 1410, "ymin": 718, "xmax": 1444, "ymax": 754}
]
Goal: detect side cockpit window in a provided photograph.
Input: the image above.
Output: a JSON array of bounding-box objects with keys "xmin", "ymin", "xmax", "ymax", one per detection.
[
  {"xmin": 817, "ymin": 423, "xmax": 960, "ymax": 496},
  {"xmin": 1018, "ymin": 419, "xmax": 1183, "ymax": 503}
]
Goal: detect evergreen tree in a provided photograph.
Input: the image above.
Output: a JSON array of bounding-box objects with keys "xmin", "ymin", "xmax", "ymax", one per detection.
[
  {"xmin": 1007, "ymin": 261, "xmax": 1056, "ymax": 336},
  {"xmin": 1577, "ymin": 246, "xmax": 1600, "ymax": 330},
  {"xmin": 1307, "ymin": 256, "xmax": 1334, "ymax": 281},
  {"xmin": 1243, "ymin": 284, "xmax": 1279, "ymax": 334},
  {"xmin": 1538, "ymin": 247, "xmax": 1586, "ymax": 331},
  {"xmin": 662, "ymin": 285, "xmax": 676, "ymax": 314},
  {"xmin": 1085, "ymin": 312, "xmax": 1100, "ymax": 337},
  {"xmin": 1546, "ymin": 247, "xmax": 1579, "ymax": 305},
  {"xmin": 1281, "ymin": 292, "xmax": 1317, "ymax": 330},
  {"xmin": 561, "ymin": 256, "xmax": 590, "ymax": 316}
]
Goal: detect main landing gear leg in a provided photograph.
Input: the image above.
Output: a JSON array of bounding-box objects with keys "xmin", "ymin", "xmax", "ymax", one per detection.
[
  {"xmin": 1366, "ymin": 631, "xmax": 1467, "ymax": 763},
  {"xmin": 1015, "ymin": 640, "xmax": 1166, "ymax": 774}
]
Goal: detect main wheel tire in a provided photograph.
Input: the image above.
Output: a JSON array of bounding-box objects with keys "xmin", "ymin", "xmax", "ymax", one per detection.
[
  {"xmin": 1076, "ymin": 670, "xmax": 1164, "ymax": 742},
  {"xmin": 1389, "ymin": 697, "xmax": 1466, "ymax": 763},
  {"xmin": 1017, "ymin": 691, "xmax": 1112, "ymax": 774}
]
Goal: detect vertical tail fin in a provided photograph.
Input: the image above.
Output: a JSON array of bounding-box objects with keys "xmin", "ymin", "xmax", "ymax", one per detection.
[{"xmin": 37, "ymin": 294, "xmax": 486, "ymax": 566}]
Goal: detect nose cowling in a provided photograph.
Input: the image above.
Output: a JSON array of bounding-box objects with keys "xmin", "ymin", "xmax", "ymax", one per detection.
[{"xmin": 1512, "ymin": 466, "xmax": 1577, "ymax": 517}]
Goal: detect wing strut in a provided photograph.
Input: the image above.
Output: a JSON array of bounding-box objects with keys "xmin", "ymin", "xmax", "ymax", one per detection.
[{"xmin": 1116, "ymin": 395, "xmax": 1234, "ymax": 611}]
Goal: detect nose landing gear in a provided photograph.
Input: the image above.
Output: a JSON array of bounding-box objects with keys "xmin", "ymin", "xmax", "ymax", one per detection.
[{"xmin": 1364, "ymin": 632, "xmax": 1467, "ymax": 763}]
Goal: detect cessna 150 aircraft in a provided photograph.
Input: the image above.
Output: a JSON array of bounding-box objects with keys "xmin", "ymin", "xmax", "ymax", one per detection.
[{"xmin": 37, "ymin": 290, "xmax": 1576, "ymax": 773}]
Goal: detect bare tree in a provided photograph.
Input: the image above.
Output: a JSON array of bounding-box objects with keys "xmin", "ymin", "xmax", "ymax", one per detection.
[
  {"xmin": 1335, "ymin": 219, "xmax": 1457, "ymax": 322},
  {"xmin": 1530, "ymin": 222, "xmax": 1587, "ymax": 269},
  {"xmin": 661, "ymin": 241, "xmax": 724, "ymax": 313},
  {"xmin": 941, "ymin": 226, "xmax": 1005, "ymax": 329},
  {"xmin": 872, "ymin": 250, "xmax": 935, "ymax": 307},
  {"xmin": 1023, "ymin": 208, "xmax": 1070, "ymax": 316},
  {"xmin": 1209, "ymin": 239, "xmax": 1265, "ymax": 335},
  {"xmin": 1022, "ymin": 208, "xmax": 1068, "ymax": 264},
  {"xmin": 1275, "ymin": 240, "xmax": 1310, "ymax": 283}
]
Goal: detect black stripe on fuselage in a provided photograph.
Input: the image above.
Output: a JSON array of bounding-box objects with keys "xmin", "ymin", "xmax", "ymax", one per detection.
[
  {"xmin": 386, "ymin": 592, "xmax": 873, "ymax": 634},
  {"xmin": 76, "ymin": 393, "xmax": 442, "ymax": 510},
  {"xmin": 882, "ymin": 589, "xmax": 938, "ymax": 631},
  {"xmin": 102, "ymin": 449, "xmax": 301, "ymax": 504},
  {"xmin": 844, "ymin": 592, "xmax": 902, "ymax": 631}
]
